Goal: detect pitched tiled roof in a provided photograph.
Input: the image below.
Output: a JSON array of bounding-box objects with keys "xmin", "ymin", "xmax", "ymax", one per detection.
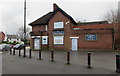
[
  {"xmin": 29, "ymin": 12, "xmax": 53, "ymax": 26},
  {"xmin": 73, "ymin": 24, "xmax": 113, "ymax": 29},
  {"xmin": 29, "ymin": 4, "xmax": 77, "ymax": 26},
  {"xmin": 52, "ymin": 7, "xmax": 77, "ymax": 25},
  {"xmin": 0, "ymin": 32, "xmax": 5, "ymax": 35}
]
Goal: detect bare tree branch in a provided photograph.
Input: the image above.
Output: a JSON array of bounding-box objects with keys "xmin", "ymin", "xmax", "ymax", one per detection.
[
  {"xmin": 102, "ymin": 8, "xmax": 118, "ymax": 23},
  {"xmin": 17, "ymin": 26, "xmax": 31, "ymax": 40}
]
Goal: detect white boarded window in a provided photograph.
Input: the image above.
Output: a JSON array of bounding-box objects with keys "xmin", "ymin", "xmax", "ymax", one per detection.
[
  {"xmin": 42, "ymin": 36, "xmax": 48, "ymax": 44},
  {"xmin": 54, "ymin": 36, "xmax": 64, "ymax": 45},
  {"xmin": 54, "ymin": 22, "xmax": 64, "ymax": 29}
]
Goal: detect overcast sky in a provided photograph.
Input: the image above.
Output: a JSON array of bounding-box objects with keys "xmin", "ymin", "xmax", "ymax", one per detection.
[{"xmin": 0, "ymin": 0, "xmax": 119, "ymax": 35}]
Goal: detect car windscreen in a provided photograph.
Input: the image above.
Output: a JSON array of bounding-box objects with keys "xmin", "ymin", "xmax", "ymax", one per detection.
[
  {"xmin": 14, "ymin": 44, "xmax": 21, "ymax": 47},
  {"xmin": 0, "ymin": 44, "xmax": 6, "ymax": 49}
]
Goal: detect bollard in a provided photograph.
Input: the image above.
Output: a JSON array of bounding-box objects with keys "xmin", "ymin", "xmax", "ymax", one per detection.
[
  {"xmin": 116, "ymin": 54, "xmax": 120, "ymax": 73},
  {"xmin": 87, "ymin": 52, "xmax": 92, "ymax": 68},
  {"xmin": 19, "ymin": 49, "xmax": 21, "ymax": 56},
  {"xmin": 23, "ymin": 46, "xmax": 26, "ymax": 57},
  {"xmin": 29, "ymin": 49, "xmax": 32, "ymax": 58},
  {"xmin": 66, "ymin": 51, "xmax": 70, "ymax": 64},
  {"xmin": 13, "ymin": 48, "xmax": 15, "ymax": 55},
  {"xmin": 10, "ymin": 48, "xmax": 12, "ymax": 54},
  {"xmin": 51, "ymin": 51, "xmax": 54, "ymax": 62},
  {"xmin": 39, "ymin": 50, "xmax": 42, "ymax": 60}
]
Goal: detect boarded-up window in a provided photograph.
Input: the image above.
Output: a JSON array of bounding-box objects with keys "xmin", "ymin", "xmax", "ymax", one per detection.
[
  {"xmin": 54, "ymin": 22, "xmax": 64, "ymax": 29},
  {"xmin": 54, "ymin": 36, "xmax": 64, "ymax": 44}
]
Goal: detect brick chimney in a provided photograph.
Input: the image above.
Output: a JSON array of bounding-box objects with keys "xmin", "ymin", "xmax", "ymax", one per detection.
[{"xmin": 53, "ymin": 3, "xmax": 58, "ymax": 11}]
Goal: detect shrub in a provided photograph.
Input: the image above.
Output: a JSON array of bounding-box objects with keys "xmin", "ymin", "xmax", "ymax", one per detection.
[{"xmin": 1, "ymin": 41, "xmax": 8, "ymax": 44}]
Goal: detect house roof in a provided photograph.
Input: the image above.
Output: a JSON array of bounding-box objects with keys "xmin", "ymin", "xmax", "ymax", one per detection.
[
  {"xmin": 52, "ymin": 7, "xmax": 77, "ymax": 25},
  {"xmin": 77, "ymin": 21, "xmax": 108, "ymax": 25},
  {"xmin": 0, "ymin": 31, "xmax": 3, "ymax": 33},
  {"xmin": 0, "ymin": 31, "xmax": 5, "ymax": 35},
  {"xmin": 7, "ymin": 35, "xmax": 20, "ymax": 39},
  {"xmin": 29, "ymin": 12, "xmax": 53, "ymax": 26},
  {"xmin": 29, "ymin": 4, "xmax": 77, "ymax": 26},
  {"xmin": 73, "ymin": 23, "xmax": 113, "ymax": 29}
]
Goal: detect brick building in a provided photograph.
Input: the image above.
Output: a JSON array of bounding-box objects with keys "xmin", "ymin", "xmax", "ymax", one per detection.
[
  {"xmin": 29, "ymin": 3, "xmax": 114, "ymax": 51},
  {"xmin": 0, "ymin": 31, "xmax": 5, "ymax": 43}
]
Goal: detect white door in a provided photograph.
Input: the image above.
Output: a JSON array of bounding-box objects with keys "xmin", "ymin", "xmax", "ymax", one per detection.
[
  {"xmin": 34, "ymin": 38, "xmax": 40, "ymax": 50},
  {"xmin": 72, "ymin": 38, "xmax": 78, "ymax": 51}
]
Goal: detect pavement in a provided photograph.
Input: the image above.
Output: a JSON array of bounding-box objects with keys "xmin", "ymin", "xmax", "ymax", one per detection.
[
  {"xmin": 1, "ymin": 49, "xmax": 120, "ymax": 74},
  {"xmin": 0, "ymin": 54, "xmax": 2, "ymax": 76}
]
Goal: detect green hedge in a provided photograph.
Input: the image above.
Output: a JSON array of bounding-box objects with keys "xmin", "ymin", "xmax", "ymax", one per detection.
[{"xmin": 1, "ymin": 41, "xmax": 20, "ymax": 45}]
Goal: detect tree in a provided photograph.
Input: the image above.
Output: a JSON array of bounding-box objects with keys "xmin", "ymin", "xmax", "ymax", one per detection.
[
  {"xmin": 102, "ymin": 8, "xmax": 118, "ymax": 23},
  {"xmin": 102, "ymin": 8, "xmax": 120, "ymax": 49},
  {"xmin": 17, "ymin": 26, "xmax": 31, "ymax": 41}
]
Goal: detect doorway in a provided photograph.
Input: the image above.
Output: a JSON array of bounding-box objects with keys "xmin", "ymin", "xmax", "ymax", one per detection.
[
  {"xmin": 72, "ymin": 38, "xmax": 78, "ymax": 51},
  {"xmin": 34, "ymin": 38, "xmax": 40, "ymax": 50}
]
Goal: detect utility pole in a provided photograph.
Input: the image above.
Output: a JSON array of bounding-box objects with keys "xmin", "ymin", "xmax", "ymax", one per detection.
[{"xmin": 23, "ymin": 0, "xmax": 26, "ymax": 57}]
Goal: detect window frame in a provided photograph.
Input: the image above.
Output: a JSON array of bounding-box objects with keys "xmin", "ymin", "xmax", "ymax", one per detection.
[
  {"xmin": 42, "ymin": 36, "xmax": 48, "ymax": 44},
  {"xmin": 54, "ymin": 36, "xmax": 64, "ymax": 45},
  {"xmin": 54, "ymin": 22, "xmax": 64, "ymax": 29}
]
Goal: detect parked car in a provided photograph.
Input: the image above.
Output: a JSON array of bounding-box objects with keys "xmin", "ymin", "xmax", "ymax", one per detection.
[
  {"xmin": 13, "ymin": 44, "xmax": 25, "ymax": 50},
  {"xmin": 0, "ymin": 44, "xmax": 11, "ymax": 51},
  {"xmin": 10, "ymin": 44, "xmax": 15, "ymax": 48}
]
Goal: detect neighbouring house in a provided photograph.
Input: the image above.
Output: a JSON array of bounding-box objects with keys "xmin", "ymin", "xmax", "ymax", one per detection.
[
  {"xmin": 7, "ymin": 35, "xmax": 22, "ymax": 43},
  {"xmin": 0, "ymin": 31, "xmax": 5, "ymax": 43},
  {"xmin": 29, "ymin": 3, "xmax": 117, "ymax": 51}
]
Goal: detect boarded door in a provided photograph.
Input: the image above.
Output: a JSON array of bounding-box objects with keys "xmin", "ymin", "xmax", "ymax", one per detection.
[
  {"xmin": 72, "ymin": 38, "xmax": 78, "ymax": 51},
  {"xmin": 34, "ymin": 38, "xmax": 40, "ymax": 50}
]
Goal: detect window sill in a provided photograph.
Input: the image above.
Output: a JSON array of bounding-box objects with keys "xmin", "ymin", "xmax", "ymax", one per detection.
[
  {"xmin": 53, "ymin": 28, "xmax": 64, "ymax": 31},
  {"xmin": 84, "ymin": 40, "xmax": 97, "ymax": 42}
]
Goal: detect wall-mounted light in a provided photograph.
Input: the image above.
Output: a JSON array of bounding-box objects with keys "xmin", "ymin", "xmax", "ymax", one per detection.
[{"xmin": 65, "ymin": 21, "xmax": 70, "ymax": 25}]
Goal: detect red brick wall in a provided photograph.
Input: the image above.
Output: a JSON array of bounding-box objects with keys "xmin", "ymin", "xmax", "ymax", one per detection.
[
  {"xmin": 30, "ymin": 24, "xmax": 49, "ymax": 50},
  {"xmin": 48, "ymin": 10, "xmax": 73, "ymax": 50},
  {"xmin": 32, "ymin": 25, "xmax": 46, "ymax": 32},
  {"xmin": 69, "ymin": 29, "xmax": 113, "ymax": 49},
  {"xmin": 0, "ymin": 32, "xmax": 5, "ymax": 42},
  {"xmin": 74, "ymin": 24, "xmax": 113, "ymax": 29}
]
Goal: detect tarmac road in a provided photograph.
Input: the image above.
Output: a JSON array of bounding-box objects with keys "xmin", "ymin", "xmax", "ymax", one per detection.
[
  {"xmin": 2, "ymin": 50, "xmax": 120, "ymax": 74},
  {"xmin": 0, "ymin": 52, "xmax": 2, "ymax": 76}
]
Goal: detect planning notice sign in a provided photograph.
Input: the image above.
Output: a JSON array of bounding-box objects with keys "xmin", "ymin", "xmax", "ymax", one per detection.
[
  {"xmin": 52, "ymin": 31, "xmax": 64, "ymax": 35},
  {"xmin": 34, "ymin": 38, "xmax": 40, "ymax": 50}
]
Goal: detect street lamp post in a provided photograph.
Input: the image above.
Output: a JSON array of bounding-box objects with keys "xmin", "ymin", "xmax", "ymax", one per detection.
[{"xmin": 23, "ymin": 0, "xmax": 26, "ymax": 57}]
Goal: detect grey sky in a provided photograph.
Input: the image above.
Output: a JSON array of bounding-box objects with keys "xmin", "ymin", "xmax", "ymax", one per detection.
[{"xmin": 0, "ymin": 0, "xmax": 118, "ymax": 34}]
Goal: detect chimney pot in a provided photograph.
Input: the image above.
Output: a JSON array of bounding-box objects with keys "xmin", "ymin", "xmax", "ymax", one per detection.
[{"xmin": 53, "ymin": 3, "xmax": 58, "ymax": 11}]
